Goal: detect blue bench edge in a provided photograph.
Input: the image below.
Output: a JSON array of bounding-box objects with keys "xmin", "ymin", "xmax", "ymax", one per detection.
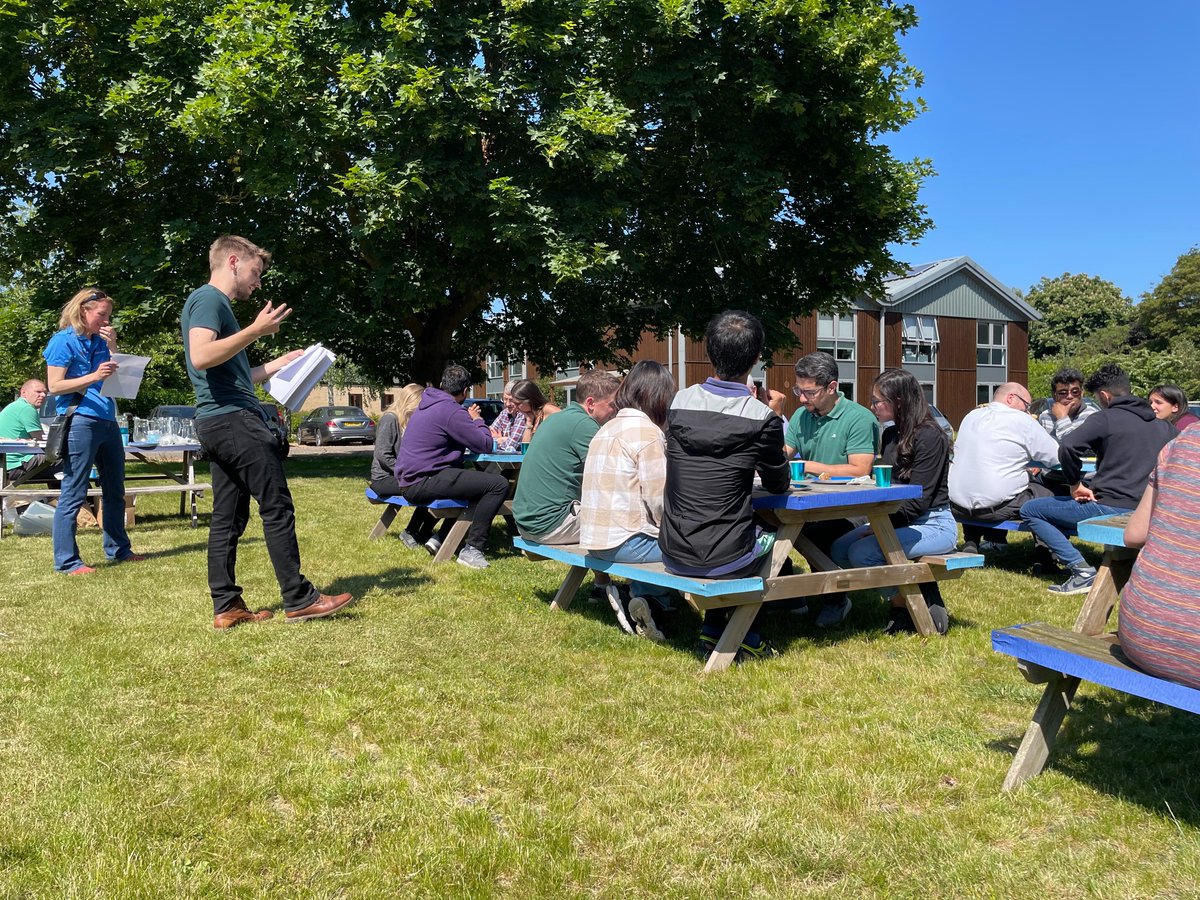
[
  {"xmin": 991, "ymin": 624, "xmax": 1200, "ymax": 715},
  {"xmin": 365, "ymin": 488, "xmax": 468, "ymax": 510},
  {"xmin": 513, "ymin": 537, "xmax": 763, "ymax": 598}
]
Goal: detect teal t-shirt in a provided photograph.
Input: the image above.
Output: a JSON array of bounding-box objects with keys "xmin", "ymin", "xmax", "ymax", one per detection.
[
  {"xmin": 180, "ymin": 284, "xmax": 257, "ymax": 418},
  {"xmin": 0, "ymin": 398, "xmax": 41, "ymax": 469},
  {"xmin": 513, "ymin": 403, "xmax": 599, "ymax": 535},
  {"xmin": 784, "ymin": 393, "xmax": 879, "ymax": 465}
]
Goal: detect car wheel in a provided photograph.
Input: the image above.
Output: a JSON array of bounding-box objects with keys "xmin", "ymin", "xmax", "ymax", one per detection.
[{"xmin": 315, "ymin": 430, "xmax": 326, "ymax": 447}]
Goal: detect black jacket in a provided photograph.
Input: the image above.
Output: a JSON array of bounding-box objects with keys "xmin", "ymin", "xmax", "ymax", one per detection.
[
  {"xmin": 660, "ymin": 380, "xmax": 788, "ymax": 574},
  {"xmin": 881, "ymin": 420, "xmax": 950, "ymax": 527},
  {"xmin": 1059, "ymin": 394, "xmax": 1176, "ymax": 508}
]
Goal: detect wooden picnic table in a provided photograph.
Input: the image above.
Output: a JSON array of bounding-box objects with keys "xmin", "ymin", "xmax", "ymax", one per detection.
[
  {"xmin": 416, "ymin": 451, "xmax": 524, "ymax": 562},
  {"xmin": 996, "ymin": 512, "xmax": 1138, "ymax": 790},
  {"xmin": 0, "ymin": 440, "xmax": 210, "ymax": 538}
]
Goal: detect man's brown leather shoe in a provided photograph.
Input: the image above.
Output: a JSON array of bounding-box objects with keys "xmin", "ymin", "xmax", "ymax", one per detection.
[
  {"xmin": 285, "ymin": 592, "xmax": 354, "ymax": 623},
  {"xmin": 213, "ymin": 605, "xmax": 275, "ymax": 630}
]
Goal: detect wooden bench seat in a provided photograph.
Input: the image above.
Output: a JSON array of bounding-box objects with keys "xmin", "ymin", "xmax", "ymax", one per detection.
[
  {"xmin": 993, "ymin": 622, "xmax": 1200, "ymax": 715},
  {"xmin": 0, "ymin": 484, "xmax": 210, "ymax": 533},
  {"xmin": 365, "ymin": 487, "xmax": 513, "ymax": 562},
  {"xmin": 954, "ymin": 517, "xmax": 1077, "ymax": 537}
]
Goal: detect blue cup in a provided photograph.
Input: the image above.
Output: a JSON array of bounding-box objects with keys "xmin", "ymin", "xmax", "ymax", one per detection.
[
  {"xmin": 873, "ymin": 464, "xmax": 892, "ymax": 487},
  {"xmin": 789, "ymin": 460, "xmax": 804, "ymax": 482}
]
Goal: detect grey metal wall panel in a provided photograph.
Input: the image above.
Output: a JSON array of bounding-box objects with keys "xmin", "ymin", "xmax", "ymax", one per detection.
[{"xmin": 886, "ymin": 271, "xmax": 1022, "ymax": 321}]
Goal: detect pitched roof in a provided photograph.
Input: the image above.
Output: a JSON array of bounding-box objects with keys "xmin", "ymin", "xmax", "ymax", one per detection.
[{"xmin": 871, "ymin": 256, "xmax": 1041, "ymax": 321}]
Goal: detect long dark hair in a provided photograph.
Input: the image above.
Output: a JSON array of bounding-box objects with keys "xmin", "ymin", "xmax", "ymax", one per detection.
[
  {"xmin": 613, "ymin": 360, "xmax": 676, "ymax": 429},
  {"xmin": 873, "ymin": 368, "xmax": 946, "ymax": 482},
  {"xmin": 510, "ymin": 378, "xmax": 550, "ymax": 412}
]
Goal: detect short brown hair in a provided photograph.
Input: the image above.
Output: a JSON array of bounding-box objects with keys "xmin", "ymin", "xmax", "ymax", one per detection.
[
  {"xmin": 577, "ymin": 369, "xmax": 620, "ymax": 403},
  {"xmin": 209, "ymin": 235, "xmax": 272, "ymax": 274}
]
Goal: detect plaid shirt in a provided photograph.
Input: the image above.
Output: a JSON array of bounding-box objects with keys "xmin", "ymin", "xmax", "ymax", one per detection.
[
  {"xmin": 491, "ymin": 409, "xmax": 527, "ymax": 451},
  {"xmin": 579, "ymin": 408, "xmax": 667, "ymax": 551}
]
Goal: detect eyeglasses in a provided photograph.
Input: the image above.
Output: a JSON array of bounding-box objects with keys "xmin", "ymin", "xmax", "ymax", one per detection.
[
  {"xmin": 1054, "ymin": 387, "xmax": 1083, "ymax": 398},
  {"xmin": 869, "ymin": 396, "xmax": 887, "ymax": 408},
  {"xmin": 792, "ymin": 385, "xmax": 827, "ymax": 399},
  {"xmin": 1010, "ymin": 393, "xmax": 1032, "ymax": 411}
]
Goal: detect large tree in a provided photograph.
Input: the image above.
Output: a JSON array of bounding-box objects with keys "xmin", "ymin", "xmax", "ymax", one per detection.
[
  {"xmin": 1023, "ymin": 273, "xmax": 1134, "ymax": 359},
  {"xmin": 1, "ymin": 0, "xmax": 931, "ymax": 384},
  {"xmin": 1137, "ymin": 247, "xmax": 1200, "ymax": 351}
]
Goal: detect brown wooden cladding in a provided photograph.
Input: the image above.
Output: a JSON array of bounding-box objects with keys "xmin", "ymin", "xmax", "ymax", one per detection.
[
  {"xmin": 884, "ymin": 312, "xmax": 903, "ymax": 368},
  {"xmin": 935, "ymin": 316, "xmax": 979, "ymax": 428},
  {"xmin": 1008, "ymin": 321, "xmax": 1029, "ymax": 389},
  {"xmin": 856, "ymin": 310, "xmax": 881, "ymax": 389}
]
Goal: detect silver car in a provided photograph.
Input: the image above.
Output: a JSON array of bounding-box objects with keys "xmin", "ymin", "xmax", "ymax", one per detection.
[{"xmin": 295, "ymin": 406, "xmax": 376, "ymax": 446}]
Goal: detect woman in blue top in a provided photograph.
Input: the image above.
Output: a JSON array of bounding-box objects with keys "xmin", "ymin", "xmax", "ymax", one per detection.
[{"xmin": 43, "ymin": 288, "xmax": 145, "ymax": 574}]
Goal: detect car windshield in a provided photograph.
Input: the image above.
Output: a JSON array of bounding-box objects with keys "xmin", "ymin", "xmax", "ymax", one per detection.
[{"xmin": 329, "ymin": 407, "xmax": 365, "ymax": 418}]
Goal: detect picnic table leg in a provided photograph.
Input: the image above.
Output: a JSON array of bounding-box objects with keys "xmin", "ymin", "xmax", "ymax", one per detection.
[
  {"xmin": 1002, "ymin": 674, "xmax": 1081, "ymax": 791},
  {"xmin": 1073, "ymin": 547, "xmax": 1136, "ymax": 636},
  {"xmin": 369, "ymin": 505, "xmax": 399, "ymax": 541},
  {"xmin": 550, "ymin": 565, "xmax": 588, "ymax": 612},
  {"xmin": 866, "ymin": 512, "xmax": 938, "ymax": 636},
  {"xmin": 433, "ymin": 512, "xmax": 470, "ymax": 563},
  {"xmin": 704, "ymin": 602, "xmax": 761, "ymax": 674}
]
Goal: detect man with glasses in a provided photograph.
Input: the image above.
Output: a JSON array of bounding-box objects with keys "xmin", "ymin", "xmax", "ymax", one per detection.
[
  {"xmin": 1033, "ymin": 367, "xmax": 1101, "ymax": 500},
  {"xmin": 782, "ymin": 351, "xmax": 880, "ymax": 626},
  {"xmin": 949, "ymin": 383, "xmax": 1060, "ymax": 554},
  {"xmin": 1020, "ymin": 364, "xmax": 1176, "ymax": 594}
]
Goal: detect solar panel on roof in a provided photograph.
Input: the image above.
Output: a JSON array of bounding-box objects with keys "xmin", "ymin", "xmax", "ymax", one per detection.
[{"xmin": 905, "ymin": 262, "xmax": 939, "ymax": 277}]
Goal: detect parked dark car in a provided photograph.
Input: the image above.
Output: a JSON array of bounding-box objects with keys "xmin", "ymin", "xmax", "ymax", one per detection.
[
  {"xmin": 150, "ymin": 404, "xmax": 197, "ymax": 420},
  {"xmin": 462, "ymin": 397, "xmax": 505, "ymax": 426},
  {"xmin": 295, "ymin": 406, "xmax": 376, "ymax": 446}
]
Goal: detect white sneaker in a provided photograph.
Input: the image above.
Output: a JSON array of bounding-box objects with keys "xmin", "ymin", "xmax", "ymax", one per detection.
[
  {"xmin": 424, "ymin": 536, "xmax": 442, "ymax": 555},
  {"xmin": 457, "ymin": 546, "xmax": 488, "ymax": 569},
  {"xmin": 605, "ymin": 585, "xmax": 635, "ymax": 635}
]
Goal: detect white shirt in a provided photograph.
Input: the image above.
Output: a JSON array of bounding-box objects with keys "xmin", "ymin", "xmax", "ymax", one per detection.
[{"xmin": 949, "ymin": 402, "xmax": 1061, "ymax": 510}]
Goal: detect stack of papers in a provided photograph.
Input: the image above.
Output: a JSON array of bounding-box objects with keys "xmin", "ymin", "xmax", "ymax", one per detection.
[{"xmin": 266, "ymin": 343, "xmax": 336, "ymax": 411}]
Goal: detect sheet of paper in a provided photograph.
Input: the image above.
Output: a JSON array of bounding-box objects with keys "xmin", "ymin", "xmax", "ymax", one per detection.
[
  {"xmin": 266, "ymin": 343, "xmax": 336, "ymax": 411},
  {"xmin": 100, "ymin": 353, "xmax": 151, "ymax": 399}
]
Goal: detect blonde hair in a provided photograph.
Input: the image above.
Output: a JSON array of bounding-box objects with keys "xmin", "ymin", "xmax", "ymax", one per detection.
[
  {"xmin": 58, "ymin": 288, "xmax": 113, "ymax": 333},
  {"xmin": 384, "ymin": 383, "xmax": 424, "ymax": 432},
  {"xmin": 209, "ymin": 235, "xmax": 272, "ymax": 274}
]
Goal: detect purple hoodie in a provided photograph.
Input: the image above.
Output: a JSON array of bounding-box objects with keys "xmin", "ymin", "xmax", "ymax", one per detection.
[{"xmin": 395, "ymin": 387, "xmax": 493, "ymax": 487}]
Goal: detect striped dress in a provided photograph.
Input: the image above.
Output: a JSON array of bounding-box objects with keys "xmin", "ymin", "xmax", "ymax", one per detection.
[{"xmin": 1118, "ymin": 425, "xmax": 1200, "ymax": 688}]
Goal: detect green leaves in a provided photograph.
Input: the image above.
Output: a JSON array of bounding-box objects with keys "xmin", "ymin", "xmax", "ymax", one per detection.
[{"xmin": 1, "ymin": 0, "xmax": 932, "ymax": 387}]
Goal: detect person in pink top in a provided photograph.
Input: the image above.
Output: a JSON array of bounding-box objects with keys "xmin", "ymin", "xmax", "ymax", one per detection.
[{"xmin": 1148, "ymin": 384, "xmax": 1199, "ymax": 432}]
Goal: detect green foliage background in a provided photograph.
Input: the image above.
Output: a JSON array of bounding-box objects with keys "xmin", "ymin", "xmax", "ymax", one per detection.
[{"xmin": 0, "ymin": 0, "xmax": 933, "ymax": 395}]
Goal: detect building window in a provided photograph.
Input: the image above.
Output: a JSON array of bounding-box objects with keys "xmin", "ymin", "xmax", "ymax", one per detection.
[
  {"xmin": 348, "ymin": 392, "xmax": 363, "ymax": 409},
  {"xmin": 977, "ymin": 383, "xmax": 1003, "ymax": 405},
  {"xmin": 977, "ymin": 321, "xmax": 1006, "ymax": 366},
  {"xmin": 817, "ymin": 313, "xmax": 856, "ymax": 361},
  {"xmin": 901, "ymin": 315, "xmax": 939, "ymax": 364},
  {"xmin": 381, "ymin": 393, "xmax": 394, "ymax": 409},
  {"xmin": 486, "ymin": 355, "xmax": 504, "ymax": 380},
  {"xmin": 921, "ymin": 383, "xmax": 935, "ymax": 406},
  {"xmin": 840, "ymin": 382, "xmax": 855, "ymax": 402},
  {"xmin": 561, "ymin": 386, "xmax": 576, "ymax": 406},
  {"xmin": 508, "ymin": 360, "xmax": 525, "ymax": 378}
]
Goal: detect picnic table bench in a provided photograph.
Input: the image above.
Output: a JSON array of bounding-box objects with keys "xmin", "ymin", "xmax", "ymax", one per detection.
[
  {"xmin": 0, "ymin": 441, "xmax": 209, "ymax": 537},
  {"xmin": 518, "ymin": 481, "xmax": 985, "ymax": 673},
  {"xmin": 991, "ymin": 512, "xmax": 1158, "ymax": 790},
  {"xmin": 365, "ymin": 452, "xmax": 523, "ymax": 562}
]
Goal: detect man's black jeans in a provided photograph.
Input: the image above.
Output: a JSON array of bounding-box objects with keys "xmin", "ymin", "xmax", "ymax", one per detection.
[
  {"xmin": 197, "ymin": 409, "xmax": 318, "ymax": 614},
  {"xmin": 401, "ymin": 467, "xmax": 509, "ymax": 553}
]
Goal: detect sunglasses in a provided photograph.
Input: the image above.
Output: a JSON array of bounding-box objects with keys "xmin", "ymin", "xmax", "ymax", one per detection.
[{"xmin": 1054, "ymin": 387, "xmax": 1083, "ymax": 398}]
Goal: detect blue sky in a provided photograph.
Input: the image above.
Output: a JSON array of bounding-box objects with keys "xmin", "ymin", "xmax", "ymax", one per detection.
[{"xmin": 885, "ymin": 1, "xmax": 1198, "ymax": 301}]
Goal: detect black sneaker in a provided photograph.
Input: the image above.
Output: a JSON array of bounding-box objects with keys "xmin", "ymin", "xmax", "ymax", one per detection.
[
  {"xmin": 884, "ymin": 606, "xmax": 915, "ymax": 635},
  {"xmin": 960, "ymin": 540, "xmax": 979, "ymax": 555},
  {"xmin": 627, "ymin": 596, "xmax": 665, "ymax": 642}
]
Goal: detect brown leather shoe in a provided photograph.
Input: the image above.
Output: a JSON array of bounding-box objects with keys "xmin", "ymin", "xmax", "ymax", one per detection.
[
  {"xmin": 213, "ymin": 605, "xmax": 275, "ymax": 630},
  {"xmin": 285, "ymin": 592, "xmax": 354, "ymax": 623}
]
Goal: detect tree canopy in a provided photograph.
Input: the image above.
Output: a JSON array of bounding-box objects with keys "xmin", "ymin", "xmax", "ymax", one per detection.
[
  {"xmin": 1136, "ymin": 247, "xmax": 1200, "ymax": 351},
  {"xmin": 1, "ymin": 0, "xmax": 932, "ymax": 385},
  {"xmin": 1024, "ymin": 273, "xmax": 1134, "ymax": 359}
]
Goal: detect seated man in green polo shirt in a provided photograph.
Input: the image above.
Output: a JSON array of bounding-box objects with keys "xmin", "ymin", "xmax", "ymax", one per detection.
[
  {"xmin": 784, "ymin": 351, "xmax": 880, "ymax": 627},
  {"xmin": 0, "ymin": 378, "xmax": 58, "ymax": 486}
]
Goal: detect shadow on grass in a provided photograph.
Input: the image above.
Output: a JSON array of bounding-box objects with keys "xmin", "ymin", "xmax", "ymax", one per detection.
[
  {"xmin": 323, "ymin": 566, "xmax": 435, "ymax": 597},
  {"xmin": 988, "ymin": 693, "xmax": 1200, "ymax": 824}
]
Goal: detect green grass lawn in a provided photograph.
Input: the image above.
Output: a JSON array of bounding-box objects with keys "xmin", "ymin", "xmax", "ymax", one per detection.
[{"xmin": 3, "ymin": 456, "xmax": 1200, "ymax": 897}]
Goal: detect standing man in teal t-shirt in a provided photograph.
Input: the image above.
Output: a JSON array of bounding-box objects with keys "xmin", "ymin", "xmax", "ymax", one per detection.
[
  {"xmin": 783, "ymin": 351, "xmax": 880, "ymax": 627},
  {"xmin": 181, "ymin": 234, "xmax": 354, "ymax": 629}
]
